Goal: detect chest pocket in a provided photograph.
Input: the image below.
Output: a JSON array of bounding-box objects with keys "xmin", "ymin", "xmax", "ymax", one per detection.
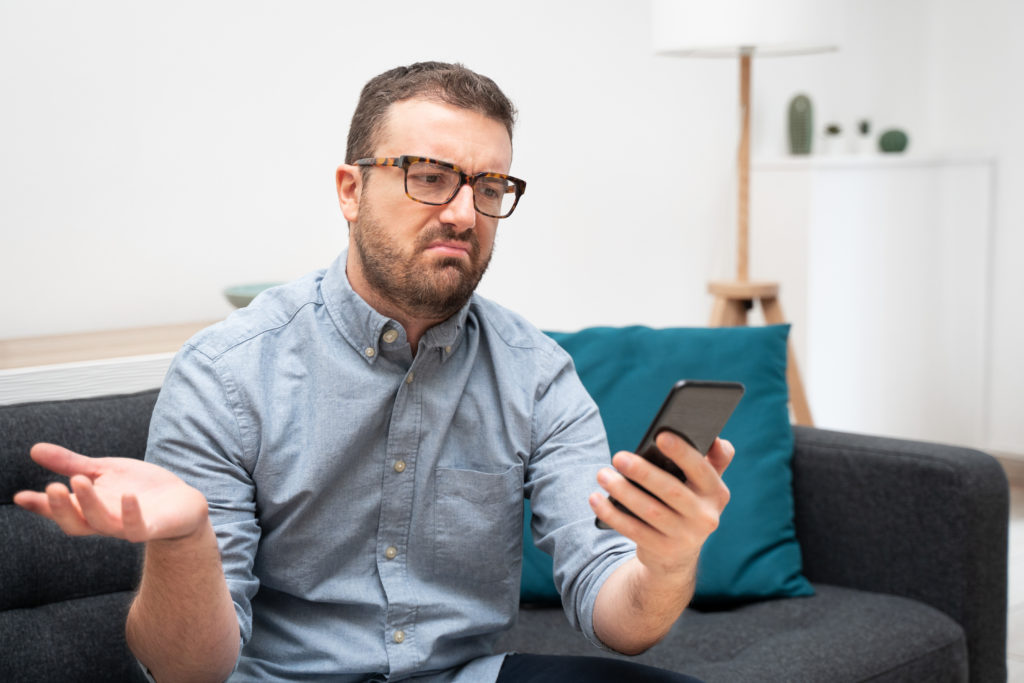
[{"xmin": 433, "ymin": 464, "xmax": 524, "ymax": 584}]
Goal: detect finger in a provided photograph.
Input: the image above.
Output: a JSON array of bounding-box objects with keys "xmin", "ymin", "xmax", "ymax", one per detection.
[
  {"xmin": 655, "ymin": 432, "xmax": 722, "ymax": 494},
  {"xmin": 589, "ymin": 490, "xmax": 664, "ymax": 547},
  {"xmin": 121, "ymin": 494, "xmax": 149, "ymax": 543},
  {"xmin": 13, "ymin": 490, "xmax": 52, "ymax": 516},
  {"xmin": 597, "ymin": 463, "xmax": 681, "ymax": 536},
  {"xmin": 613, "ymin": 443, "xmax": 698, "ymax": 517},
  {"xmin": 45, "ymin": 481, "xmax": 94, "ymax": 536},
  {"xmin": 655, "ymin": 431, "xmax": 702, "ymax": 468},
  {"xmin": 611, "ymin": 450, "xmax": 683, "ymax": 500},
  {"xmin": 30, "ymin": 443, "xmax": 100, "ymax": 478},
  {"xmin": 71, "ymin": 474, "xmax": 122, "ymax": 537},
  {"xmin": 706, "ymin": 438, "xmax": 736, "ymax": 477}
]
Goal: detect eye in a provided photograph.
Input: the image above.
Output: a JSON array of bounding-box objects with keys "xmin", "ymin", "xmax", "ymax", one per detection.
[
  {"xmin": 408, "ymin": 169, "xmax": 446, "ymax": 184},
  {"xmin": 477, "ymin": 178, "xmax": 509, "ymax": 200},
  {"xmin": 406, "ymin": 162, "xmax": 459, "ymax": 199}
]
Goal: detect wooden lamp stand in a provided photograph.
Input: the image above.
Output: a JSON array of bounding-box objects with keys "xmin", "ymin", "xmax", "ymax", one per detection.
[{"xmin": 708, "ymin": 53, "xmax": 813, "ymax": 426}]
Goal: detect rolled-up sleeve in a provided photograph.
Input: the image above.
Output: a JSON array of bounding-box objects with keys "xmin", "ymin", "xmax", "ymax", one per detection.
[
  {"xmin": 145, "ymin": 343, "xmax": 261, "ymax": 648},
  {"xmin": 524, "ymin": 345, "xmax": 636, "ymax": 648}
]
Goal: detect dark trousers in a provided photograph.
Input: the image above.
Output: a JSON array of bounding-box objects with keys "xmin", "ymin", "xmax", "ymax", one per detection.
[{"xmin": 496, "ymin": 654, "xmax": 703, "ymax": 682}]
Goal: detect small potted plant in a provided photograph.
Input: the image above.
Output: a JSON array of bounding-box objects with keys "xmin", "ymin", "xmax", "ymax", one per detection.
[{"xmin": 823, "ymin": 123, "xmax": 842, "ymax": 155}]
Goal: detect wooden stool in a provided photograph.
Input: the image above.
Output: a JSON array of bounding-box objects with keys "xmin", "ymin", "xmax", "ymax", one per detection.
[{"xmin": 708, "ymin": 280, "xmax": 813, "ymax": 426}]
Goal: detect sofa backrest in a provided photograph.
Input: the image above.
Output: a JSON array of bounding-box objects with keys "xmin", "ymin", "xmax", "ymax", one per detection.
[{"xmin": 0, "ymin": 390, "xmax": 159, "ymax": 682}]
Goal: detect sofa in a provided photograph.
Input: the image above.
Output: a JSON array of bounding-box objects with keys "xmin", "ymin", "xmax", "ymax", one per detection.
[{"xmin": 0, "ymin": 353, "xmax": 1009, "ymax": 681}]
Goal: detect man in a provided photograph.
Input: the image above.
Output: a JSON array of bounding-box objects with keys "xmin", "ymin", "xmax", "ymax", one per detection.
[{"xmin": 15, "ymin": 62, "xmax": 732, "ymax": 682}]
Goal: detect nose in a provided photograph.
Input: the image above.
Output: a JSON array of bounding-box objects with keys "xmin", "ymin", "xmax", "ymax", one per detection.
[{"xmin": 440, "ymin": 185, "xmax": 477, "ymax": 231}]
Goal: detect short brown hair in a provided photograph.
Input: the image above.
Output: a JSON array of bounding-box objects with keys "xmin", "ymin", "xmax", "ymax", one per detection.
[{"xmin": 345, "ymin": 62, "xmax": 517, "ymax": 164}]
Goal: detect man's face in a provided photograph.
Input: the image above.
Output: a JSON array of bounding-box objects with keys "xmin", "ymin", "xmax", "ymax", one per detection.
[{"xmin": 340, "ymin": 98, "xmax": 513, "ymax": 322}]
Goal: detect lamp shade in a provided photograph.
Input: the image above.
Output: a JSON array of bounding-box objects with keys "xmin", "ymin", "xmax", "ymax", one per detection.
[{"xmin": 652, "ymin": 0, "xmax": 838, "ymax": 57}]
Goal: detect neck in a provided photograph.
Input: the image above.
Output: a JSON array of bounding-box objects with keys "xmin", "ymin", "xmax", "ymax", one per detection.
[{"xmin": 345, "ymin": 255, "xmax": 448, "ymax": 356}]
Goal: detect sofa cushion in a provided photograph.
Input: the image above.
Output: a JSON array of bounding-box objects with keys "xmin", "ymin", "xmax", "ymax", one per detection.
[
  {"xmin": 524, "ymin": 325, "xmax": 812, "ymax": 604},
  {"xmin": 0, "ymin": 391, "xmax": 156, "ymax": 683},
  {"xmin": 1, "ymin": 592, "xmax": 148, "ymax": 682},
  {"xmin": 0, "ymin": 391, "xmax": 153, "ymax": 609},
  {"xmin": 498, "ymin": 584, "xmax": 968, "ymax": 682}
]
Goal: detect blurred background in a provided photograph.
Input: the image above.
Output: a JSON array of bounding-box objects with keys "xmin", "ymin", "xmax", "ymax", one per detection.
[{"xmin": 1, "ymin": 0, "xmax": 1021, "ymax": 458}]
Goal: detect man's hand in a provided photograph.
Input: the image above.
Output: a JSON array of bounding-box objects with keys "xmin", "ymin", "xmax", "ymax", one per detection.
[
  {"xmin": 591, "ymin": 432, "xmax": 734, "ymax": 576},
  {"xmin": 590, "ymin": 433, "xmax": 734, "ymax": 654},
  {"xmin": 16, "ymin": 443, "xmax": 240, "ymax": 680},
  {"xmin": 14, "ymin": 443, "xmax": 209, "ymax": 543}
]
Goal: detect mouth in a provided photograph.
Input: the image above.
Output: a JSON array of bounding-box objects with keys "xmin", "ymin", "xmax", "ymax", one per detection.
[{"xmin": 424, "ymin": 240, "xmax": 473, "ymax": 259}]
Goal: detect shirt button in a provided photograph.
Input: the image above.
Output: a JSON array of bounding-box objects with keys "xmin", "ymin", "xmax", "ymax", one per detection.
[
  {"xmin": 393, "ymin": 630, "xmax": 406, "ymax": 644},
  {"xmin": 385, "ymin": 546, "xmax": 398, "ymax": 560},
  {"xmin": 382, "ymin": 329, "xmax": 399, "ymax": 344},
  {"xmin": 393, "ymin": 460, "xmax": 406, "ymax": 473},
  {"xmin": 445, "ymin": 346, "xmax": 452, "ymax": 354},
  {"xmin": 365, "ymin": 347, "xmax": 375, "ymax": 357},
  {"xmin": 405, "ymin": 372, "xmax": 415, "ymax": 384}
]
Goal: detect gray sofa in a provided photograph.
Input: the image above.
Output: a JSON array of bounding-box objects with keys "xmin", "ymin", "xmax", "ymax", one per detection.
[{"xmin": 1, "ymin": 389, "xmax": 1008, "ymax": 682}]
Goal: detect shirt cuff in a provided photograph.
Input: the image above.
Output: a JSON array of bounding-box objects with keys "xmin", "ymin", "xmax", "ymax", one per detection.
[{"xmin": 578, "ymin": 550, "xmax": 635, "ymax": 651}]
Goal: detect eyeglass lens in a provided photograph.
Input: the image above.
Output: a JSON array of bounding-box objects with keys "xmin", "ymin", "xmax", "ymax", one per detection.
[{"xmin": 406, "ymin": 161, "xmax": 516, "ymax": 217}]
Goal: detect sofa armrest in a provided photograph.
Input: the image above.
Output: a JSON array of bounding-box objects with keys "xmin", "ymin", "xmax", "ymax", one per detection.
[{"xmin": 791, "ymin": 426, "xmax": 1007, "ymax": 682}]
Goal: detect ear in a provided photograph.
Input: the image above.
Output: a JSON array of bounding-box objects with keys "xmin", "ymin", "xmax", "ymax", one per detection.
[{"xmin": 336, "ymin": 164, "xmax": 362, "ymax": 222}]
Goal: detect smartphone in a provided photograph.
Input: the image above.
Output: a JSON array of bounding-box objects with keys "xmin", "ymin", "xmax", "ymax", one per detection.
[{"xmin": 595, "ymin": 380, "xmax": 745, "ymax": 529}]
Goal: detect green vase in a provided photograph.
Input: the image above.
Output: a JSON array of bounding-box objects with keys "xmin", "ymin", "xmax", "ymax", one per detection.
[
  {"xmin": 788, "ymin": 94, "xmax": 813, "ymax": 155},
  {"xmin": 879, "ymin": 129, "xmax": 909, "ymax": 153}
]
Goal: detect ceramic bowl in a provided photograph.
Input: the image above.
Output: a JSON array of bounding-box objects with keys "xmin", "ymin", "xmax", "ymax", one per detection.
[{"xmin": 223, "ymin": 282, "xmax": 284, "ymax": 308}]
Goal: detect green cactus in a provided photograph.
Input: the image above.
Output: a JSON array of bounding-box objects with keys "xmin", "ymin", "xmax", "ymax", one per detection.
[{"xmin": 788, "ymin": 94, "xmax": 813, "ymax": 155}]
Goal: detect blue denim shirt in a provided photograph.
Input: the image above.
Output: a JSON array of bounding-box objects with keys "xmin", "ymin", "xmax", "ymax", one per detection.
[{"xmin": 145, "ymin": 252, "xmax": 636, "ymax": 682}]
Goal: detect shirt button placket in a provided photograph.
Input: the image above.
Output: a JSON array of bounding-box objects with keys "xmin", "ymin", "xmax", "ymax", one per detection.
[{"xmin": 379, "ymin": 356, "xmax": 419, "ymax": 675}]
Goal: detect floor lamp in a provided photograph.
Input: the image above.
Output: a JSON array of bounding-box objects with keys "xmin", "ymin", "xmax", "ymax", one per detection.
[{"xmin": 652, "ymin": 0, "xmax": 837, "ymax": 426}]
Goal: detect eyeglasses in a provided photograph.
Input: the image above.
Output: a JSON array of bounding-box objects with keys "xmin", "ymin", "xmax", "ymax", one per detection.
[{"xmin": 353, "ymin": 155, "xmax": 526, "ymax": 219}]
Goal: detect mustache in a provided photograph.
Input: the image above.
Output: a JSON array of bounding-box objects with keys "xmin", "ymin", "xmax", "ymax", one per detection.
[{"xmin": 416, "ymin": 226, "xmax": 480, "ymax": 255}]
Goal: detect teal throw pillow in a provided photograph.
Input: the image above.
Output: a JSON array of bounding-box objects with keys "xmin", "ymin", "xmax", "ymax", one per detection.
[
  {"xmin": 520, "ymin": 498, "xmax": 558, "ymax": 603},
  {"xmin": 521, "ymin": 324, "xmax": 813, "ymax": 606}
]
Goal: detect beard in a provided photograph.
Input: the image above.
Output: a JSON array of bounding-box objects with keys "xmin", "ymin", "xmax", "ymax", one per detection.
[{"xmin": 351, "ymin": 204, "xmax": 493, "ymax": 322}]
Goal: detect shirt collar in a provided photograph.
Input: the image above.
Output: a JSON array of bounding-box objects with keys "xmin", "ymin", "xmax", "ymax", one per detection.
[{"xmin": 321, "ymin": 250, "xmax": 471, "ymax": 363}]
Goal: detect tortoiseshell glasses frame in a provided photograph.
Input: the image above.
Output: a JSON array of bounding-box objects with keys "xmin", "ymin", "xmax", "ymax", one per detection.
[{"xmin": 353, "ymin": 155, "xmax": 527, "ymax": 219}]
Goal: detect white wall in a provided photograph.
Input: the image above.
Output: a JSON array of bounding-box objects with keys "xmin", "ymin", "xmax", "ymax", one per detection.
[
  {"xmin": 1, "ymin": 1, "xmax": 1021, "ymax": 454},
  {"xmin": 924, "ymin": 0, "xmax": 1024, "ymax": 458},
  {"xmin": 0, "ymin": 0, "xmax": 734, "ymax": 338},
  {"xmin": 746, "ymin": 0, "xmax": 1024, "ymax": 455}
]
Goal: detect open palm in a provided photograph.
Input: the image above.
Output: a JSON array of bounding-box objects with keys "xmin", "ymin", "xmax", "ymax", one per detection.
[{"xmin": 14, "ymin": 443, "xmax": 208, "ymax": 543}]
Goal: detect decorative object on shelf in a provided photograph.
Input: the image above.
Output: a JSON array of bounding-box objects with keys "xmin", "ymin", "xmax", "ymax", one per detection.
[
  {"xmin": 856, "ymin": 119, "xmax": 872, "ymax": 154},
  {"xmin": 823, "ymin": 123, "xmax": 842, "ymax": 155},
  {"xmin": 879, "ymin": 129, "xmax": 909, "ymax": 153},
  {"xmin": 651, "ymin": 0, "xmax": 838, "ymax": 426},
  {"xmin": 788, "ymin": 94, "xmax": 813, "ymax": 155},
  {"xmin": 223, "ymin": 282, "xmax": 284, "ymax": 308}
]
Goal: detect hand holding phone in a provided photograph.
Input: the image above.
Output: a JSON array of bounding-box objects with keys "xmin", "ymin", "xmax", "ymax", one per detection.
[{"xmin": 595, "ymin": 380, "xmax": 745, "ymax": 529}]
